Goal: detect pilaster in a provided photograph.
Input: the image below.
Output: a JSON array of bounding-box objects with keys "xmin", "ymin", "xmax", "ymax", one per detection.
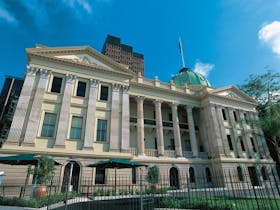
[
  {"xmin": 22, "ymin": 69, "xmax": 51, "ymax": 146},
  {"xmin": 54, "ymin": 74, "xmax": 76, "ymax": 148},
  {"xmin": 83, "ymin": 79, "xmax": 99, "ymax": 150},
  {"xmin": 5, "ymin": 66, "xmax": 37, "ymax": 146},
  {"xmin": 227, "ymin": 107, "xmax": 240, "ymax": 158},
  {"xmin": 109, "ymin": 83, "xmax": 121, "ymax": 151},
  {"xmin": 216, "ymin": 105, "xmax": 230, "ymax": 156},
  {"xmin": 121, "ymin": 85, "xmax": 130, "ymax": 152}
]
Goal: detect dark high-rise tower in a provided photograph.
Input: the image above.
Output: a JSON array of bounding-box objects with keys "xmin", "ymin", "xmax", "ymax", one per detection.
[
  {"xmin": 102, "ymin": 35, "xmax": 144, "ymax": 76},
  {"xmin": 0, "ymin": 76, "xmax": 24, "ymax": 142}
]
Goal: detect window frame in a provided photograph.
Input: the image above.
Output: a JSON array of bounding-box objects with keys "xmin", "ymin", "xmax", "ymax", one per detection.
[
  {"xmin": 69, "ymin": 115, "xmax": 84, "ymax": 140},
  {"xmin": 75, "ymin": 80, "xmax": 87, "ymax": 98},
  {"xmin": 96, "ymin": 119, "xmax": 108, "ymax": 142},
  {"xmin": 99, "ymin": 85, "xmax": 109, "ymax": 101},
  {"xmin": 40, "ymin": 112, "xmax": 57, "ymax": 138}
]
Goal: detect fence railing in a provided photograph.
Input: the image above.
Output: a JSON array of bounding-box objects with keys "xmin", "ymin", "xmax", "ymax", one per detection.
[{"xmin": 1, "ymin": 167, "xmax": 280, "ymax": 209}]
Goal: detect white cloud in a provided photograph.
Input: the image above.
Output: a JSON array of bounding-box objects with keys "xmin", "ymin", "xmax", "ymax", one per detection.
[
  {"xmin": 259, "ymin": 21, "xmax": 280, "ymax": 55},
  {"xmin": 0, "ymin": 1, "xmax": 18, "ymax": 26},
  {"xmin": 193, "ymin": 61, "xmax": 214, "ymax": 77}
]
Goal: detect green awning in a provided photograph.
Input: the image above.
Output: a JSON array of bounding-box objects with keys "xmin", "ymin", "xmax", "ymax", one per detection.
[
  {"xmin": 0, "ymin": 154, "xmax": 60, "ymax": 165},
  {"xmin": 87, "ymin": 158, "xmax": 147, "ymax": 169}
]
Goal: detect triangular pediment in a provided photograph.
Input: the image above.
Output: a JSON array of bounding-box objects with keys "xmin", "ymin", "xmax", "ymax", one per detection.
[
  {"xmin": 26, "ymin": 45, "xmax": 135, "ymax": 78},
  {"xmin": 210, "ymin": 86, "xmax": 257, "ymax": 104}
]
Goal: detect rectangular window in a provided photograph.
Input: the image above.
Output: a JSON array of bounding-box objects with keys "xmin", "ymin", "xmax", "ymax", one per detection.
[
  {"xmin": 96, "ymin": 119, "xmax": 107, "ymax": 141},
  {"xmin": 154, "ymin": 138, "xmax": 157, "ymax": 149},
  {"xmin": 76, "ymin": 81, "xmax": 86, "ymax": 97},
  {"xmin": 41, "ymin": 113, "xmax": 57, "ymax": 137},
  {"xmin": 100, "ymin": 85, "xmax": 109, "ymax": 101},
  {"xmin": 240, "ymin": 137, "xmax": 246, "ymax": 151},
  {"xmin": 244, "ymin": 113, "xmax": 248, "ymax": 124},
  {"xmin": 250, "ymin": 137, "xmax": 257, "ymax": 152},
  {"xmin": 222, "ymin": 109, "xmax": 227, "ymax": 120},
  {"xmin": 170, "ymin": 139, "xmax": 175, "ymax": 150},
  {"xmin": 70, "ymin": 116, "xmax": 83, "ymax": 139},
  {"xmin": 227, "ymin": 135, "xmax": 233, "ymax": 151},
  {"xmin": 95, "ymin": 168, "xmax": 105, "ymax": 184},
  {"xmin": 51, "ymin": 77, "xmax": 62, "ymax": 93},
  {"xmin": 169, "ymin": 113, "xmax": 172, "ymax": 121},
  {"xmin": 233, "ymin": 111, "xmax": 238, "ymax": 122}
]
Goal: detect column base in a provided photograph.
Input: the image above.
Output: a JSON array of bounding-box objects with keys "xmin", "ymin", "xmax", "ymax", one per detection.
[
  {"xmin": 53, "ymin": 144, "xmax": 65, "ymax": 149},
  {"xmin": 138, "ymin": 153, "xmax": 146, "ymax": 157},
  {"xmin": 20, "ymin": 142, "xmax": 35, "ymax": 147},
  {"xmin": 121, "ymin": 149, "xmax": 130, "ymax": 153},
  {"xmin": 83, "ymin": 146, "xmax": 94, "ymax": 151}
]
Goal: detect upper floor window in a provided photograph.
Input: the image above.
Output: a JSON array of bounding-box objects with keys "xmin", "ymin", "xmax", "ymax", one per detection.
[
  {"xmin": 233, "ymin": 111, "xmax": 238, "ymax": 122},
  {"xmin": 41, "ymin": 113, "xmax": 57, "ymax": 137},
  {"xmin": 96, "ymin": 119, "xmax": 107, "ymax": 141},
  {"xmin": 227, "ymin": 135, "xmax": 234, "ymax": 151},
  {"xmin": 222, "ymin": 109, "xmax": 227, "ymax": 121},
  {"xmin": 100, "ymin": 85, "xmax": 109, "ymax": 101},
  {"xmin": 239, "ymin": 136, "xmax": 246, "ymax": 151},
  {"xmin": 250, "ymin": 137, "xmax": 257, "ymax": 152},
  {"xmin": 76, "ymin": 81, "xmax": 86, "ymax": 97},
  {"xmin": 261, "ymin": 166, "xmax": 268, "ymax": 181},
  {"xmin": 70, "ymin": 116, "xmax": 83, "ymax": 139},
  {"xmin": 51, "ymin": 77, "xmax": 62, "ymax": 93}
]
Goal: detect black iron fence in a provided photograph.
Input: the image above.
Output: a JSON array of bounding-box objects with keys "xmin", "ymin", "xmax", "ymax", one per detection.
[{"xmin": 1, "ymin": 167, "xmax": 280, "ymax": 209}]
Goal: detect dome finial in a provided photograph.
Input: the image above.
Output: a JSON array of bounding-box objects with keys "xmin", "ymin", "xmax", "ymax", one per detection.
[{"xmin": 179, "ymin": 36, "xmax": 186, "ymax": 68}]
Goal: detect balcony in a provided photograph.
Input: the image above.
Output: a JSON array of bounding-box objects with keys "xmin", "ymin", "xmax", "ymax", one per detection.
[
  {"xmin": 164, "ymin": 150, "xmax": 176, "ymax": 158},
  {"xmin": 145, "ymin": 148, "xmax": 158, "ymax": 157}
]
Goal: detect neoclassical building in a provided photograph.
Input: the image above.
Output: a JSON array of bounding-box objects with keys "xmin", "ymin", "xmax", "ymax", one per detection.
[{"xmin": 0, "ymin": 44, "xmax": 275, "ymax": 189}]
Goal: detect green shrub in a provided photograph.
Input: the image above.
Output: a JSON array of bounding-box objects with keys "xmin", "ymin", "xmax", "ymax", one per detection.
[{"xmin": 0, "ymin": 192, "xmax": 77, "ymax": 208}]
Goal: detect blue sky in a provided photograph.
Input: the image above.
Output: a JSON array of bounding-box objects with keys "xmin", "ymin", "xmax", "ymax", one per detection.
[{"xmin": 0, "ymin": 0, "xmax": 280, "ymax": 90}]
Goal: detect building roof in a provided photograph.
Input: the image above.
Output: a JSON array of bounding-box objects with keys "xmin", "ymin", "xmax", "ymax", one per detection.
[{"xmin": 172, "ymin": 67, "xmax": 211, "ymax": 87}]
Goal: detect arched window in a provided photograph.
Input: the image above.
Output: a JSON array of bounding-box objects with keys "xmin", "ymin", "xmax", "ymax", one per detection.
[
  {"xmin": 189, "ymin": 167, "xmax": 195, "ymax": 183},
  {"xmin": 261, "ymin": 166, "xmax": 268, "ymax": 181},
  {"xmin": 205, "ymin": 167, "xmax": 212, "ymax": 182},
  {"xmin": 237, "ymin": 166, "xmax": 244, "ymax": 181}
]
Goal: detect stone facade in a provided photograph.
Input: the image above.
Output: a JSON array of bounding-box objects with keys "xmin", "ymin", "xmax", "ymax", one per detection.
[{"xmin": 0, "ymin": 44, "xmax": 275, "ymax": 189}]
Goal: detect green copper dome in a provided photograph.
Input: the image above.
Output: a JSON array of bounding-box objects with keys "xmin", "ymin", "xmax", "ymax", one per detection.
[{"xmin": 171, "ymin": 67, "xmax": 211, "ymax": 87}]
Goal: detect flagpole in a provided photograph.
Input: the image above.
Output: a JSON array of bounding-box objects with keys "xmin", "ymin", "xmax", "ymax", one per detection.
[{"xmin": 179, "ymin": 36, "xmax": 186, "ymax": 68}]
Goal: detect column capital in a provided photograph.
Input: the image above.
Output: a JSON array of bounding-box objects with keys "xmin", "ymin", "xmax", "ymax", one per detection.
[
  {"xmin": 169, "ymin": 102, "xmax": 179, "ymax": 109},
  {"xmin": 39, "ymin": 69, "xmax": 51, "ymax": 78},
  {"xmin": 89, "ymin": 79, "xmax": 99, "ymax": 88},
  {"xmin": 136, "ymin": 96, "xmax": 145, "ymax": 103},
  {"xmin": 185, "ymin": 105, "xmax": 194, "ymax": 111},
  {"xmin": 26, "ymin": 66, "xmax": 38, "ymax": 76},
  {"xmin": 66, "ymin": 74, "xmax": 76, "ymax": 83},
  {"xmin": 122, "ymin": 85, "xmax": 130, "ymax": 93},
  {"xmin": 112, "ymin": 83, "xmax": 121, "ymax": 92},
  {"xmin": 153, "ymin": 99, "xmax": 162, "ymax": 106}
]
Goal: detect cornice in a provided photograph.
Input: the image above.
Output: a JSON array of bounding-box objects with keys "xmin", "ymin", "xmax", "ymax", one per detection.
[
  {"xmin": 27, "ymin": 52, "xmax": 134, "ymax": 79},
  {"xmin": 26, "ymin": 45, "xmax": 137, "ymax": 77}
]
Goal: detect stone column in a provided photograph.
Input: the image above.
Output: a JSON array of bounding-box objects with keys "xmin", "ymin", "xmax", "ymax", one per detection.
[
  {"xmin": 137, "ymin": 96, "xmax": 145, "ymax": 156},
  {"xmin": 83, "ymin": 79, "xmax": 99, "ymax": 150},
  {"xmin": 239, "ymin": 110, "xmax": 253, "ymax": 158},
  {"xmin": 216, "ymin": 106, "xmax": 230, "ymax": 156},
  {"xmin": 54, "ymin": 74, "xmax": 76, "ymax": 148},
  {"xmin": 198, "ymin": 108, "xmax": 210, "ymax": 154},
  {"xmin": 227, "ymin": 108, "xmax": 240, "ymax": 157},
  {"xmin": 186, "ymin": 105, "xmax": 198, "ymax": 157},
  {"xmin": 121, "ymin": 85, "xmax": 130, "ymax": 152},
  {"xmin": 207, "ymin": 104, "xmax": 224, "ymax": 158},
  {"xmin": 6, "ymin": 66, "xmax": 37, "ymax": 146},
  {"xmin": 22, "ymin": 69, "xmax": 51, "ymax": 146},
  {"xmin": 154, "ymin": 100, "xmax": 164, "ymax": 156},
  {"xmin": 252, "ymin": 113, "xmax": 269, "ymax": 158},
  {"xmin": 171, "ymin": 102, "xmax": 183, "ymax": 157},
  {"xmin": 109, "ymin": 84, "xmax": 121, "ymax": 151}
]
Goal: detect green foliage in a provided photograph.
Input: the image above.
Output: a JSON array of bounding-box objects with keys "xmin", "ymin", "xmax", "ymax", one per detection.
[
  {"xmin": 0, "ymin": 192, "xmax": 77, "ymax": 208},
  {"xmin": 160, "ymin": 197, "xmax": 280, "ymax": 210},
  {"xmin": 146, "ymin": 165, "xmax": 160, "ymax": 184},
  {"xmin": 29, "ymin": 155, "xmax": 55, "ymax": 185}
]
